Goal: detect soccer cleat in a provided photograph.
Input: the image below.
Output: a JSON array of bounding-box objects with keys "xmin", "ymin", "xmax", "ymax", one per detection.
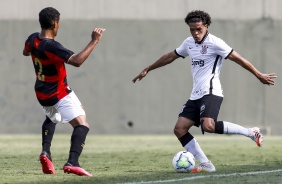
[
  {"xmin": 39, "ymin": 151, "xmax": 55, "ymax": 174},
  {"xmin": 63, "ymin": 163, "xmax": 93, "ymax": 176},
  {"xmin": 249, "ymin": 127, "xmax": 263, "ymax": 147},
  {"xmin": 190, "ymin": 161, "xmax": 216, "ymax": 173}
]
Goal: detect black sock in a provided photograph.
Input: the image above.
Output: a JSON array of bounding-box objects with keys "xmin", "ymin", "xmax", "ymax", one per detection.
[
  {"xmin": 178, "ymin": 132, "xmax": 194, "ymax": 147},
  {"xmin": 215, "ymin": 121, "xmax": 224, "ymax": 134},
  {"xmin": 42, "ymin": 116, "xmax": 56, "ymax": 155},
  {"xmin": 68, "ymin": 125, "xmax": 89, "ymax": 166}
]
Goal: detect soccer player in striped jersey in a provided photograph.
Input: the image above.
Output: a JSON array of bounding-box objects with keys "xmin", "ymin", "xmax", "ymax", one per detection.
[
  {"xmin": 23, "ymin": 7, "xmax": 105, "ymax": 176},
  {"xmin": 132, "ymin": 10, "xmax": 277, "ymax": 173}
]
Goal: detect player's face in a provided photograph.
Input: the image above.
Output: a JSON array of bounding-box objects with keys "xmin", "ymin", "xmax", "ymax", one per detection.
[{"xmin": 188, "ymin": 22, "xmax": 208, "ymax": 43}]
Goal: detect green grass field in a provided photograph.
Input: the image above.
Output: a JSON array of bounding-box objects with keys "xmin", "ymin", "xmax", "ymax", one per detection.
[{"xmin": 0, "ymin": 134, "xmax": 281, "ymax": 184}]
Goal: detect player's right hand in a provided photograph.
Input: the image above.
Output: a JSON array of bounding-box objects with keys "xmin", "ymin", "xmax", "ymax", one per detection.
[
  {"xmin": 132, "ymin": 67, "xmax": 149, "ymax": 83},
  {"xmin": 92, "ymin": 28, "xmax": 106, "ymax": 43}
]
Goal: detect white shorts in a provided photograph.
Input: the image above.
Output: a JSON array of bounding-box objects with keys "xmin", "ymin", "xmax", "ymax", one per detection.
[{"xmin": 42, "ymin": 91, "xmax": 86, "ymax": 124}]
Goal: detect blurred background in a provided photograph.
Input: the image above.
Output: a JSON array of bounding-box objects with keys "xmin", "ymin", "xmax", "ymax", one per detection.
[{"xmin": 0, "ymin": 0, "xmax": 281, "ymax": 135}]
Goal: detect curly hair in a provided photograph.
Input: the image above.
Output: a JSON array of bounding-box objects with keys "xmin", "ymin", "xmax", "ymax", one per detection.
[
  {"xmin": 39, "ymin": 7, "xmax": 60, "ymax": 29},
  {"xmin": 184, "ymin": 10, "xmax": 212, "ymax": 26}
]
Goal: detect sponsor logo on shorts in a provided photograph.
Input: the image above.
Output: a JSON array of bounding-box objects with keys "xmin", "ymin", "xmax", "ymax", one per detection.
[{"xmin": 200, "ymin": 104, "xmax": 205, "ymax": 115}]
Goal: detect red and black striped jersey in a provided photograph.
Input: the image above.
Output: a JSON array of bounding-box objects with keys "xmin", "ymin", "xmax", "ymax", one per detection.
[{"xmin": 24, "ymin": 32, "xmax": 74, "ymax": 106}]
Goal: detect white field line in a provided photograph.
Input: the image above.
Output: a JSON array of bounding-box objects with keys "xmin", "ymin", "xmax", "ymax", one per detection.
[{"xmin": 118, "ymin": 169, "xmax": 282, "ymax": 184}]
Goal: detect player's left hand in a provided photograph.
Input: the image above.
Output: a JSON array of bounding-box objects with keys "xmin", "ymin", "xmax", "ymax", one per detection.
[{"xmin": 258, "ymin": 73, "xmax": 277, "ymax": 85}]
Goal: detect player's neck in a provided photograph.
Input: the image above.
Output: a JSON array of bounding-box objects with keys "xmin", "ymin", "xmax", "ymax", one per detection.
[{"xmin": 39, "ymin": 29, "xmax": 56, "ymax": 39}]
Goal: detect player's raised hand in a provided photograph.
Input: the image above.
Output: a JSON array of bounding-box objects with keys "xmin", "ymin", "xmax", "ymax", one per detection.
[
  {"xmin": 132, "ymin": 67, "xmax": 150, "ymax": 83},
  {"xmin": 92, "ymin": 28, "xmax": 106, "ymax": 43},
  {"xmin": 258, "ymin": 73, "xmax": 277, "ymax": 85}
]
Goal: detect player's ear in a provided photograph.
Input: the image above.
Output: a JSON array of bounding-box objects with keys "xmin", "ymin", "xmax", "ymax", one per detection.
[{"xmin": 52, "ymin": 20, "xmax": 59, "ymax": 29}]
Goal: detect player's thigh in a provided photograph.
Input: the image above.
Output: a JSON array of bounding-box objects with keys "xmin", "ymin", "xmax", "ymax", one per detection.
[
  {"xmin": 69, "ymin": 115, "xmax": 89, "ymax": 128},
  {"xmin": 175, "ymin": 116, "xmax": 195, "ymax": 130}
]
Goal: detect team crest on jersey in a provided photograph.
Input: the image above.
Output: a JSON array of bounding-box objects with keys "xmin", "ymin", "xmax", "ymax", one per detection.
[{"xmin": 200, "ymin": 45, "xmax": 208, "ymax": 54}]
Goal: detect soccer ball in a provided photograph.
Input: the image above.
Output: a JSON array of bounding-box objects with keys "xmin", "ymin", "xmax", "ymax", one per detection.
[{"xmin": 172, "ymin": 151, "xmax": 195, "ymax": 173}]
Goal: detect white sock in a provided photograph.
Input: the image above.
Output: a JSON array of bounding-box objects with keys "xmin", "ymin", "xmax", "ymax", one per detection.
[
  {"xmin": 223, "ymin": 121, "xmax": 249, "ymax": 136},
  {"xmin": 184, "ymin": 138, "xmax": 209, "ymax": 163}
]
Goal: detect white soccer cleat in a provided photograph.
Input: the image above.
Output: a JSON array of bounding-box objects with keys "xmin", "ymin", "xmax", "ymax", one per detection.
[
  {"xmin": 249, "ymin": 127, "xmax": 263, "ymax": 147},
  {"xmin": 190, "ymin": 161, "xmax": 216, "ymax": 173}
]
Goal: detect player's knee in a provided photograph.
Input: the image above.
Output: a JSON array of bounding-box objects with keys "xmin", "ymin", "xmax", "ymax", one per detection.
[
  {"xmin": 82, "ymin": 122, "xmax": 90, "ymax": 129},
  {"xmin": 173, "ymin": 126, "xmax": 180, "ymax": 136},
  {"xmin": 201, "ymin": 120, "xmax": 215, "ymax": 133},
  {"xmin": 70, "ymin": 120, "xmax": 90, "ymax": 129},
  {"xmin": 86, "ymin": 123, "xmax": 90, "ymax": 129},
  {"xmin": 173, "ymin": 126, "xmax": 186, "ymax": 137}
]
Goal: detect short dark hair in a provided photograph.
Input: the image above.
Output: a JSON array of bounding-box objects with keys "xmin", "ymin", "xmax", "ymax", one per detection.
[
  {"xmin": 184, "ymin": 10, "xmax": 211, "ymax": 26},
  {"xmin": 39, "ymin": 7, "xmax": 60, "ymax": 29}
]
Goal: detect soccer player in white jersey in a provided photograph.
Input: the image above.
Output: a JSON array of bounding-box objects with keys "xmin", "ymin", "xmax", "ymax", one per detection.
[{"xmin": 132, "ymin": 10, "xmax": 277, "ymax": 172}]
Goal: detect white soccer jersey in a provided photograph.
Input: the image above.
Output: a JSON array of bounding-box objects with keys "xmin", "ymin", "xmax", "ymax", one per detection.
[{"xmin": 175, "ymin": 32, "xmax": 233, "ymax": 100}]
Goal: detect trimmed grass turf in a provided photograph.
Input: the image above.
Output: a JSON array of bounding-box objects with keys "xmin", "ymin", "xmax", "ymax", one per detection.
[{"xmin": 0, "ymin": 134, "xmax": 281, "ymax": 184}]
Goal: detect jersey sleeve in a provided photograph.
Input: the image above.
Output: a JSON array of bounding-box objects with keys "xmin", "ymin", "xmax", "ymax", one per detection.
[
  {"xmin": 46, "ymin": 41, "xmax": 74, "ymax": 63},
  {"xmin": 55, "ymin": 42, "xmax": 74, "ymax": 63},
  {"xmin": 24, "ymin": 37, "xmax": 31, "ymax": 52},
  {"xmin": 175, "ymin": 39, "xmax": 189, "ymax": 58},
  {"xmin": 214, "ymin": 38, "xmax": 233, "ymax": 59},
  {"xmin": 24, "ymin": 33, "xmax": 38, "ymax": 52}
]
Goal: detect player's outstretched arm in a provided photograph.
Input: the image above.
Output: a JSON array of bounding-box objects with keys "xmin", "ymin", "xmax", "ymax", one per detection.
[
  {"xmin": 227, "ymin": 50, "xmax": 277, "ymax": 85},
  {"xmin": 132, "ymin": 51, "xmax": 179, "ymax": 83},
  {"xmin": 68, "ymin": 28, "xmax": 106, "ymax": 67}
]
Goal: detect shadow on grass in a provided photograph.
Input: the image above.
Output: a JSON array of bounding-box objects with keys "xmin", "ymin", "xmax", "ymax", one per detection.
[
  {"xmin": 8, "ymin": 171, "xmax": 182, "ymax": 184},
  {"xmin": 16, "ymin": 163, "xmax": 282, "ymax": 184}
]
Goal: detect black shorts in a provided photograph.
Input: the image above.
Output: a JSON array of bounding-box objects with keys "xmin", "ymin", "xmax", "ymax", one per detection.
[{"xmin": 179, "ymin": 94, "xmax": 223, "ymax": 127}]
